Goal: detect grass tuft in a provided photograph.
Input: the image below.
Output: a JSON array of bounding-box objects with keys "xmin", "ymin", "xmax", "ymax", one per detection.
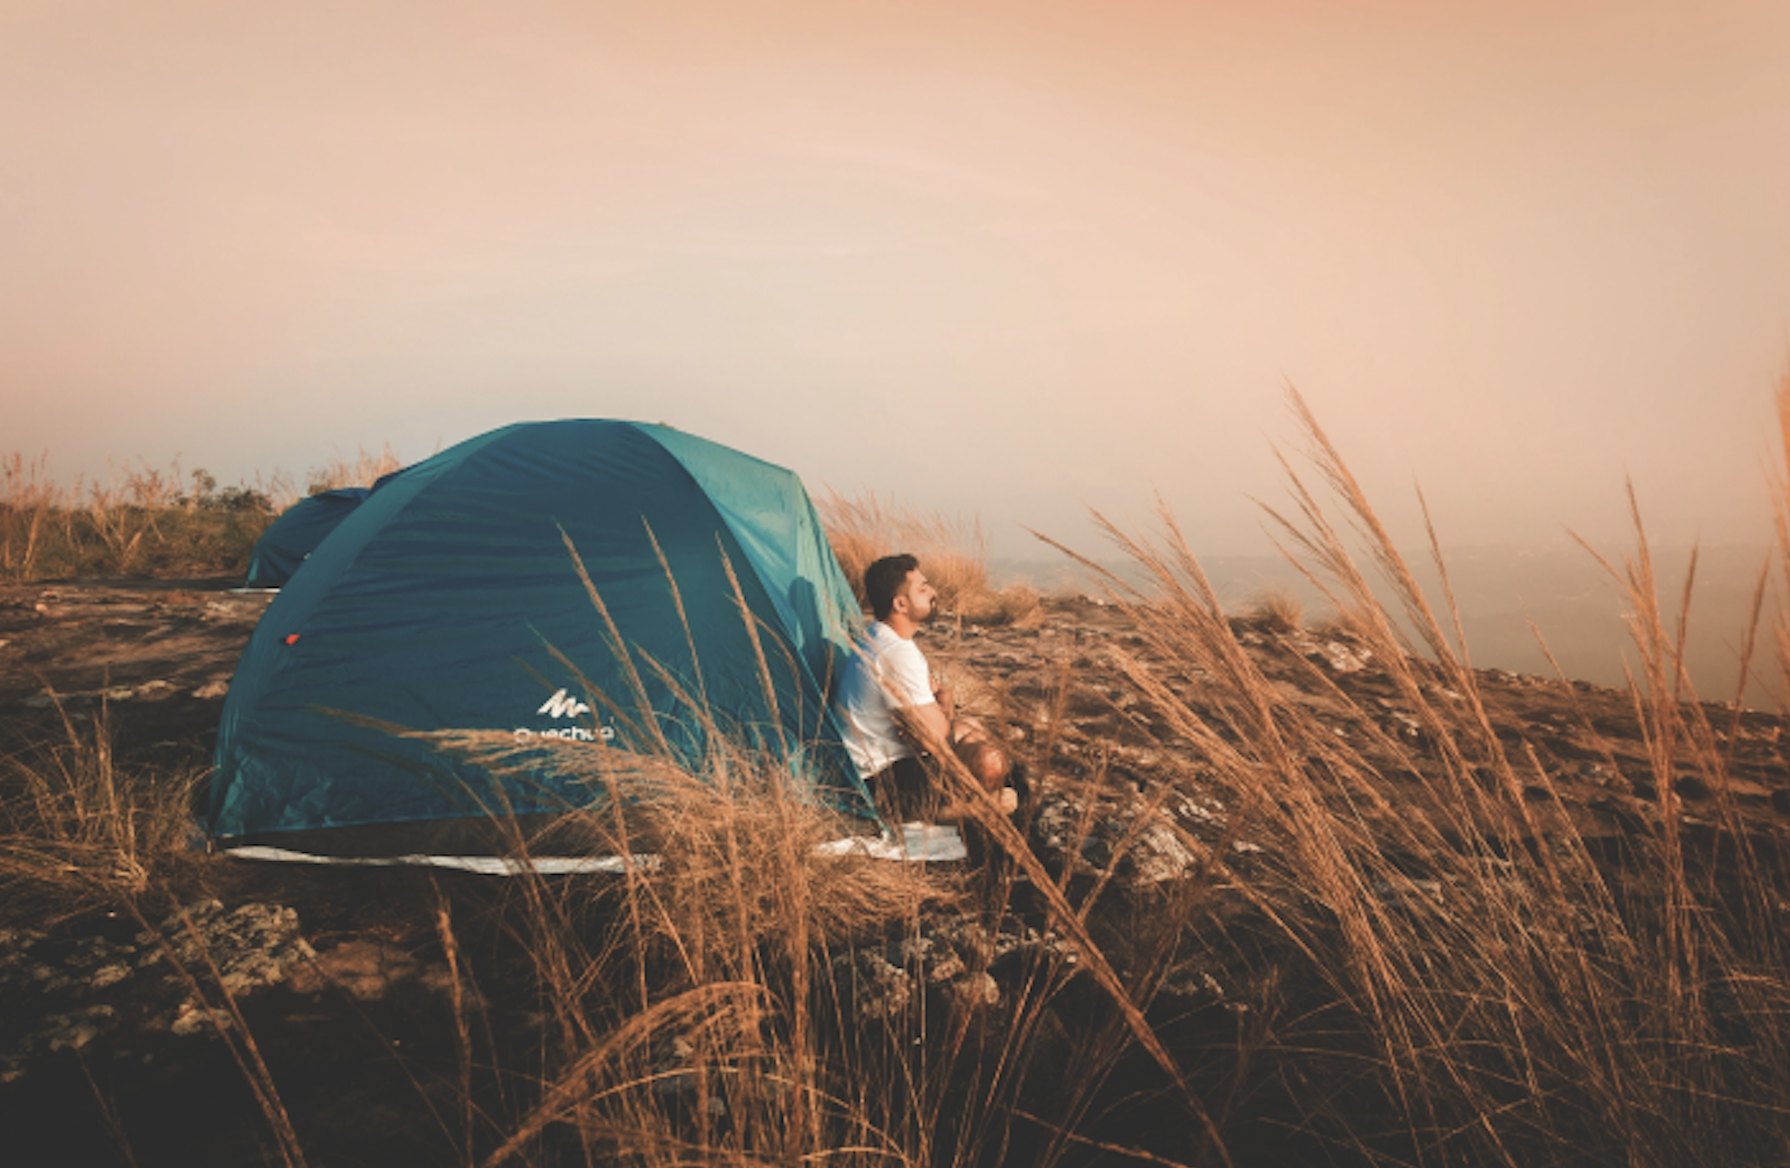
[
  {"xmin": 818, "ymin": 488, "xmax": 1043, "ymax": 626},
  {"xmin": 1242, "ymin": 584, "xmax": 1303, "ymax": 633},
  {"xmin": 0, "ymin": 702, "xmax": 203, "ymax": 926}
]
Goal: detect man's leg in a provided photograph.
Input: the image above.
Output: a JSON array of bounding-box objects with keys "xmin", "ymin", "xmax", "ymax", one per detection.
[{"xmin": 869, "ymin": 754, "xmax": 935, "ymax": 823}]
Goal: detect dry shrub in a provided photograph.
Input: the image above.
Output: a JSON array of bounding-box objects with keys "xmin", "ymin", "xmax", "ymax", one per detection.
[
  {"xmin": 1773, "ymin": 364, "xmax": 1790, "ymax": 710},
  {"xmin": 0, "ymin": 703, "xmax": 203, "ymax": 925},
  {"xmin": 0, "ymin": 452, "xmax": 289, "ymax": 580},
  {"xmin": 304, "ymin": 443, "xmax": 404, "ymax": 495},
  {"xmin": 430, "ymin": 729, "xmax": 947, "ymax": 953},
  {"xmin": 1, "ymin": 452, "xmax": 65, "ymax": 580},
  {"xmin": 817, "ymin": 488, "xmax": 1042, "ymax": 626},
  {"xmin": 0, "ymin": 442, "xmax": 409, "ymax": 581},
  {"xmin": 1049, "ymin": 386, "xmax": 1790, "ymax": 1166},
  {"xmin": 1242, "ymin": 583, "xmax": 1303, "ymax": 633},
  {"xmin": 408, "ymin": 724, "xmax": 956, "ymax": 1166}
]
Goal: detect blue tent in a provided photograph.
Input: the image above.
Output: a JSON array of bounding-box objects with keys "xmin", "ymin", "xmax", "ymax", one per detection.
[
  {"xmin": 210, "ymin": 420, "xmax": 871, "ymax": 853},
  {"xmin": 245, "ymin": 487, "xmax": 373, "ymax": 587}
]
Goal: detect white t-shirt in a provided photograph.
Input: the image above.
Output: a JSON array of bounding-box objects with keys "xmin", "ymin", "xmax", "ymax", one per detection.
[{"xmin": 835, "ymin": 621, "xmax": 934, "ymax": 779}]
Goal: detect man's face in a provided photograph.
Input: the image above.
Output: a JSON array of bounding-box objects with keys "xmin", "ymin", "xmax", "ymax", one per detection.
[{"xmin": 896, "ymin": 569, "xmax": 938, "ymax": 623}]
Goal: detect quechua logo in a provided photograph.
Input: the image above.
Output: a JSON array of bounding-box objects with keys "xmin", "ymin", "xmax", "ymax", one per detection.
[{"xmin": 515, "ymin": 688, "xmax": 613, "ymax": 744}]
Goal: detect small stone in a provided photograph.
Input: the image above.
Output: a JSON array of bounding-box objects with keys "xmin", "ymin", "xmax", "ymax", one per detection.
[
  {"xmin": 90, "ymin": 963, "xmax": 132, "ymax": 989},
  {"xmin": 835, "ymin": 951, "xmax": 912, "ymax": 1022},
  {"xmin": 283, "ymin": 938, "xmax": 414, "ymax": 1001},
  {"xmin": 1321, "ymin": 642, "xmax": 1372, "ymax": 673},
  {"xmin": 948, "ymin": 973, "xmax": 1000, "ymax": 1008},
  {"xmin": 35, "ymin": 1005, "xmax": 119, "ymax": 1051},
  {"xmin": 192, "ymin": 680, "xmax": 229, "ymax": 699},
  {"xmin": 170, "ymin": 1002, "xmax": 233, "ymax": 1037}
]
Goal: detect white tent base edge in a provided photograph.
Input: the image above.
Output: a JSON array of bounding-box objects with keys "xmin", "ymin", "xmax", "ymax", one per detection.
[{"xmin": 222, "ymin": 822, "xmax": 968, "ymax": 873}]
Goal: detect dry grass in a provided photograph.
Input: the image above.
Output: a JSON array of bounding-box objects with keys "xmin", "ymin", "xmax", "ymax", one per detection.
[
  {"xmin": 0, "ymin": 701, "xmax": 204, "ymax": 926},
  {"xmin": 1242, "ymin": 583, "xmax": 1303, "ymax": 633},
  {"xmin": 818, "ymin": 488, "xmax": 1043, "ymax": 627},
  {"xmin": 303, "ymin": 443, "xmax": 404, "ymax": 496},
  {"xmin": 0, "ymin": 453, "xmax": 283, "ymax": 580},
  {"xmin": 396, "ymin": 739, "xmax": 1221, "ymax": 1167},
  {"xmin": 0, "ymin": 444, "xmax": 407, "ymax": 581},
  {"xmin": 391, "ymin": 531, "xmax": 1217, "ymax": 1166},
  {"xmin": 1773, "ymin": 364, "xmax": 1790, "ymax": 711},
  {"xmin": 7, "ymin": 398, "xmax": 1789, "ymax": 1165},
  {"xmin": 1033, "ymin": 385, "xmax": 1790, "ymax": 1166},
  {"xmin": 417, "ymin": 732, "xmax": 951, "ymax": 1166}
]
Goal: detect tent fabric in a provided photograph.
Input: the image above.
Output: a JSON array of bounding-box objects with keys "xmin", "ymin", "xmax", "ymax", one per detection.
[
  {"xmin": 210, "ymin": 420, "xmax": 872, "ymax": 849},
  {"xmin": 245, "ymin": 487, "xmax": 372, "ymax": 587}
]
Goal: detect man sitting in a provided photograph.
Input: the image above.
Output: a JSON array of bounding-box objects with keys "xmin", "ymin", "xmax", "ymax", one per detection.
[{"xmin": 836, "ymin": 553, "xmax": 1016, "ymax": 823}]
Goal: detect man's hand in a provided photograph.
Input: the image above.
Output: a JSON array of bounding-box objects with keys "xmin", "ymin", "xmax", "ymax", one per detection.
[{"xmin": 931, "ymin": 679, "xmax": 956, "ymax": 722}]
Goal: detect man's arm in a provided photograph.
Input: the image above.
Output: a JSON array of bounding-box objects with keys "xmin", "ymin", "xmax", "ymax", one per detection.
[
  {"xmin": 874, "ymin": 635, "xmax": 953, "ymax": 754},
  {"xmin": 894, "ymin": 696, "xmax": 953, "ymax": 757}
]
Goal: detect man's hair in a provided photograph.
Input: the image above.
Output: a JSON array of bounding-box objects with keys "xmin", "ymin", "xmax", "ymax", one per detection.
[{"xmin": 864, "ymin": 553, "xmax": 920, "ymax": 621}]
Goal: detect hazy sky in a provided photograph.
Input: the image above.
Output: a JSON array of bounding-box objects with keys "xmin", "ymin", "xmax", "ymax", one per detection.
[{"xmin": 5, "ymin": 0, "xmax": 1788, "ymax": 559}]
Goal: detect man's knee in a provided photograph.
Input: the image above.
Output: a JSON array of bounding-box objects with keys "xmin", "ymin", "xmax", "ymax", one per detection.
[{"xmin": 953, "ymin": 737, "xmax": 1010, "ymax": 791}]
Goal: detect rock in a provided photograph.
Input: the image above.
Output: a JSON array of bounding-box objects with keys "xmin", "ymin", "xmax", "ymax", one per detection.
[
  {"xmin": 65, "ymin": 934, "xmax": 136, "ymax": 971},
  {"xmin": 1318, "ymin": 641, "xmax": 1373, "ymax": 674},
  {"xmin": 948, "ymin": 972, "xmax": 1000, "ymax": 1008},
  {"xmin": 900, "ymin": 935, "xmax": 966, "ymax": 984},
  {"xmin": 1128, "ymin": 819, "xmax": 1202, "ymax": 883},
  {"xmin": 24, "ymin": 1005, "xmax": 119, "ymax": 1052},
  {"xmin": 147, "ymin": 900, "xmax": 312, "ymax": 995},
  {"xmin": 0, "ymin": 927, "xmax": 48, "ymax": 991},
  {"xmin": 1032, "ymin": 783, "xmax": 1207, "ymax": 886},
  {"xmin": 90, "ymin": 963, "xmax": 132, "ymax": 989},
  {"xmin": 834, "ymin": 950, "xmax": 913, "ymax": 1022},
  {"xmin": 191, "ymin": 679, "xmax": 229, "ymax": 699},
  {"xmin": 169, "ymin": 1002, "xmax": 233, "ymax": 1038},
  {"xmin": 283, "ymin": 938, "xmax": 421, "ymax": 1002}
]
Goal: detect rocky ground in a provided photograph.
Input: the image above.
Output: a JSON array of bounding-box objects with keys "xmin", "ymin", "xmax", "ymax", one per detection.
[
  {"xmin": 935, "ymin": 598, "xmax": 1790, "ymax": 867},
  {"xmin": 1, "ymin": 579, "xmax": 1786, "ymax": 1166}
]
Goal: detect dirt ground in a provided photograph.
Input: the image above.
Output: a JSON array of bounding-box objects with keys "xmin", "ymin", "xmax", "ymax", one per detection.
[{"xmin": 0, "ymin": 579, "xmax": 272, "ymax": 772}]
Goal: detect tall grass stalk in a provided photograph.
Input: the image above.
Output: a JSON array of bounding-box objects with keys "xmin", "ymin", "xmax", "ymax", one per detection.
[
  {"xmin": 1043, "ymin": 387, "xmax": 1790, "ymax": 1165},
  {"xmin": 1772, "ymin": 365, "xmax": 1790, "ymax": 711},
  {"xmin": 818, "ymin": 489, "xmax": 1041, "ymax": 627},
  {"xmin": 303, "ymin": 443, "xmax": 404, "ymax": 496},
  {"xmin": 0, "ymin": 699, "xmax": 202, "ymax": 924}
]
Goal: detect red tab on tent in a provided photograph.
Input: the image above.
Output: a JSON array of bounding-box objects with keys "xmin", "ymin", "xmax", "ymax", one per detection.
[{"xmin": 284, "ymin": 634, "xmax": 300, "ymax": 645}]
